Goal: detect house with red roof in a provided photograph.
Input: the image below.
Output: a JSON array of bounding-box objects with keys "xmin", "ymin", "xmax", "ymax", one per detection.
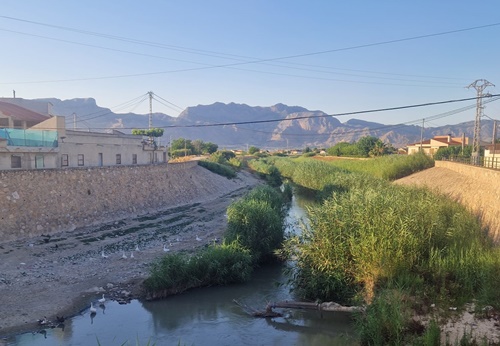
[{"xmin": 406, "ymin": 135, "xmax": 469, "ymax": 156}]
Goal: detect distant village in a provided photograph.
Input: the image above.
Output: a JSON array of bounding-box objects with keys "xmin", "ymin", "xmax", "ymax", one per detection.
[{"xmin": 0, "ymin": 98, "xmax": 498, "ymax": 171}]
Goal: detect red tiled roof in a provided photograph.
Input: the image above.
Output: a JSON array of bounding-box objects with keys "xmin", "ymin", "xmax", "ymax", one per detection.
[
  {"xmin": 0, "ymin": 101, "xmax": 50, "ymax": 123},
  {"xmin": 408, "ymin": 139, "xmax": 431, "ymax": 146}
]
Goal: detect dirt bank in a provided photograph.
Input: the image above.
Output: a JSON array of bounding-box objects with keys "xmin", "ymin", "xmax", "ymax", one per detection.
[
  {"xmin": 395, "ymin": 163, "xmax": 500, "ymax": 241},
  {"xmin": 395, "ymin": 164, "xmax": 500, "ymax": 343},
  {"xmin": 0, "ymin": 168, "xmax": 261, "ymax": 339}
]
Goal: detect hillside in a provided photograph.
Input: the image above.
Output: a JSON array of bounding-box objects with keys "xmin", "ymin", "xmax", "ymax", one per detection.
[{"xmin": 1, "ymin": 97, "xmax": 495, "ymax": 150}]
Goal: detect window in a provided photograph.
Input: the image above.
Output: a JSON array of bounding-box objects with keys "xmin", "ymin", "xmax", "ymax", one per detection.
[
  {"xmin": 35, "ymin": 155, "xmax": 44, "ymax": 169},
  {"xmin": 78, "ymin": 154, "xmax": 84, "ymax": 166},
  {"xmin": 11, "ymin": 155, "xmax": 21, "ymax": 168},
  {"xmin": 132, "ymin": 154, "xmax": 137, "ymax": 164},
  {"xmin": 61, "ymin": 154, "xmax": 69, "ymax": 167},
  {"xmin": 0, "ymin": 118, "xmax": 8, "ymax": 127},
  {"xmin": 13, "ymin": 120, "xmax": 23, "ymax": 128},
  {"xmin": 116, "ymin": 154, "xmax": 121, "ymax": 164}
]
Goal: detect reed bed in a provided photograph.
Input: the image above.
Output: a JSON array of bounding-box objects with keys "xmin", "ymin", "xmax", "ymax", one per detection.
[
  {"xmin": 265, "ymin": 155, "xmax": 500, "ymax": 344},
  {"xmin": 225, "ymin": 185, "xmax": 286, "ymax": 263}
]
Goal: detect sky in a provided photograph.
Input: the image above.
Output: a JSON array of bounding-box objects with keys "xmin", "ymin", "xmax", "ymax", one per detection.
[{"xmin": 1, "ymin": 0, "xmax": 500, "ymax": 127}]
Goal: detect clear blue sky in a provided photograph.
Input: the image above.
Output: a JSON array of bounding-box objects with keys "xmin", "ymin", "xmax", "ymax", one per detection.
[{"xmin": 1, "ymin": 0, "xmax": 499, "ymax": 126}]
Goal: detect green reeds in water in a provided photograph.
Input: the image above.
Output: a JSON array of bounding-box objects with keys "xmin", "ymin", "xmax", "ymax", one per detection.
[{"xmin": 144, "ymin": 240, "xmax": 252, "ymax": 298}]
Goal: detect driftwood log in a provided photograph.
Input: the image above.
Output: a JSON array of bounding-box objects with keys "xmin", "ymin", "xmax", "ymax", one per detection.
[{"xmin": 233, "ymin": 299, "xmax": 365, "ymax": 318}]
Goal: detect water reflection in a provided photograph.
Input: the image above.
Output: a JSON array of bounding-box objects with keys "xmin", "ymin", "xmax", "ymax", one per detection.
[{"xmin": 7, "ymin": 188, "xmax": 358, "ymax": 346}]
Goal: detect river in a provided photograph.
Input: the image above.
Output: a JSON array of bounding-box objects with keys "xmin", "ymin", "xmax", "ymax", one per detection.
[{"xmin": 7, "ymin": 188, "xmax": 358, "ymax": 346}]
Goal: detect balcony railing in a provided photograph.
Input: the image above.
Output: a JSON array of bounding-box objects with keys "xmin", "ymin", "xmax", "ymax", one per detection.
[{"xmin": 0, "ymin": 128, "xmax": 58, "ymax": 147}]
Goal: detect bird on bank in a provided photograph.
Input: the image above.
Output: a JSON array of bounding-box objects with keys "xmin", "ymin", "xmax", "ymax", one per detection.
[
  {"xmin": 135, "ymin": 244, "xmax": 140, "ymax": 252},
  {"xmin": 101, "ymin": 250, "xmax": 108, "ymax": 259},
  {"xmin": 90, "ymin": 302, "xmax": 97, "ymax": 314},
  {"xmin": 196, "ymin": 235, "xmax": 202, "ymax": 241},
  {"xmin": 130, "ymin": 252, "xmax": 135, "ymax": 259},
  {"xmin": 163, "ymin": 244, "xmax": 170, "ymax": 252},
  {"xmin": 122, "ymin": 251, "xmax": 127, "ymax": 259},
  {"xmin": 37, "ymin": 316, "xmax": 48, "ymax": 325},
  {"xmin": 98, "ymin": 294, "xmax": 106, "ymax": 305}
]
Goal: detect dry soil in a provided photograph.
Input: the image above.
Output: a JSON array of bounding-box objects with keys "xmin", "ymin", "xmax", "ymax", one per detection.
[{"xmin": 0, "ymin": 169, "xmax": 260, "ymax": 340}]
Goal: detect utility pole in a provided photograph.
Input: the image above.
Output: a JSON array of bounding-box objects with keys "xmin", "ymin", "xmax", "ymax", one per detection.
[
  {"xmin": 147, "ymin": 91, "xmax": 153, "ymax": 130},
  {"xmin": 73, "ymin": 112, "xmax": 76, "ymax": 130},
  {"xmin": 420, "ymin": 118, "xmax": 424, "ymax": 152},
  {"xmin": 468, "ymin": 79, "xmax": 495, "ymax": 165}
]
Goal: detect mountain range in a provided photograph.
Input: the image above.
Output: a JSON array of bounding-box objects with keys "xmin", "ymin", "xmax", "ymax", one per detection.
[{"xmin": 5, "ymin": 97, "xmax": 496, "ymax": 150}]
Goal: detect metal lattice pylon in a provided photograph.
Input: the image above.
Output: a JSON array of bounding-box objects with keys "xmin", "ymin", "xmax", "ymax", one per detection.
[{"xmin": 467, "ymin": 79, "xmax": 495, "ymax": 165}]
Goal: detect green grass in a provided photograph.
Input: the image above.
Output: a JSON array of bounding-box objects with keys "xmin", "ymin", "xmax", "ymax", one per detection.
[
  {"xmin": 264, "ymin": 154, "xmax": 500, "ymax": 344},
  {"xmin": 197, "ymin": 160, "xmax": 236, "ymax": 178},
  {"xmin": 144, "ymin": 240, "xmax": 252, "ymax": 299},
  {"xmin": 318, "ymin": 152, "xmax": 435, "ymax": 180}
]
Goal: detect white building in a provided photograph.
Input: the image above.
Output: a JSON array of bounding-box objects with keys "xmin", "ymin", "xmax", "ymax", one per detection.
[{"xmin": 0, "ymin": 100, "xmax": 167, "ymax": 170}]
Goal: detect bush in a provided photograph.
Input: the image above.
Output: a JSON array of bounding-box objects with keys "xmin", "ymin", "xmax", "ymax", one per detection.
[
  {"xmin": 225, "ymin": 185, "xmax": 286, "ymax": 263},
  {"xmin": 198, "ymin": 160, "xmax": 236, "ymax": 178},
  {"xmin": 144, "ymin": 240, "xmax": 253, "ymax": 299}
]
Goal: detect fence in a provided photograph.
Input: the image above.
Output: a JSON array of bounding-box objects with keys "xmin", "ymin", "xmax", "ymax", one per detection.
[
  {"xmin": 441, "ymin": 155, "xmax": 500, "ymax": 170},
  {"xmin": 0, "ymin": 128, "xmax": 58, "ymax": 147}
]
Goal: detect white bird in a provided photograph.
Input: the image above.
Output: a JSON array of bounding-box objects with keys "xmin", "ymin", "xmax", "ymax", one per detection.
[
  {"xmin": 135, "ymin": 244, "xmax": 140, "ymax": 252},
  {"xmin": 101, "ymin": 250, "xmax": 108, "ymax": 259},
  {"xmin": 122, "ymin": 251, "xmax": 127, "ymax": 259},
  {"xmin": 130, "ymin": 252, "xmax": 134, "ymax": 259},
  {"xmin": 90, "ymin": 302, "xmax": 97, "ymax": 314},
  {"xmin": 196, "ymin": 235, "xmax": 202, "ymax": 241},
  {"xmin": 98, "ymin": 294, "xmax": 106, "ymax": 305},
  {"xmin": 176, "ymin": 236, "xmax": 181, "ymax": 242},
  {"xmin": 163, "ymin": 244, "xmax": 170, "ymax": 252}
]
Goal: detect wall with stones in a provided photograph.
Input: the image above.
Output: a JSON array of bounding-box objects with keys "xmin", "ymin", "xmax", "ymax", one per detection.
[{"xmin": 0, "ymin": 162, "xmax": 248, "ymax": 243}]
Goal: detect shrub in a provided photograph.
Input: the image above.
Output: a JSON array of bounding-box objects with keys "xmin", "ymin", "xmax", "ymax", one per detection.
[
  {"xmin": 225, "ymin": 185, "xmax": 285, "ymax": 263},
  {"xmin": 198, "ymin": 160, "xmax": 236, "ymax": 178},
  {"xmin": 144, "ymin": 240, "xmax": 252, "ymax": 299}
]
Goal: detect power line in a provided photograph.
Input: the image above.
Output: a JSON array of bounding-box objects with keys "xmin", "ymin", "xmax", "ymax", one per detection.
[
  {"xmin": 155, "ymin": 94, "xmax": 500, "ymax": 129},
  {"xmin": 233, "ymin": 97, "xmax": 500, "ymax": 138},
  {"xmin": 2, "ymin": 16, "xmax": 498, "ymax": 85},
  {"xmin": 70, "ymin": 94, "xmax": 500, "ymax": 132}
]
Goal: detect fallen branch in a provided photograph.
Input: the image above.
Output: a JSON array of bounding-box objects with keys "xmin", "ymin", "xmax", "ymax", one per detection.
[
  {"xmin": 268, "ymin": 300, "xmax": 365, "ymax": 313},
  {"xmin": 233, "ymin": 299, "xmax": 364, "ymax": 318}
]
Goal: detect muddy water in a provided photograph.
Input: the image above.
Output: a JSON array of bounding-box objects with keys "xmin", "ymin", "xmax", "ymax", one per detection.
[{"xmin": 8, "ymin": 189, "xmax": 358, "ymax": 346}]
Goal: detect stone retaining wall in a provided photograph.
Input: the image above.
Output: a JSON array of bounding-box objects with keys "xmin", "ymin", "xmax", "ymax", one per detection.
[{"xmin": 0, "ymin": 162, "xmax": 248, "ymax": 243}]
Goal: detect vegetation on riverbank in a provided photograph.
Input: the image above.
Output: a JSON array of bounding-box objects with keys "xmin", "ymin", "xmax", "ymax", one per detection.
[
  {"xmin": 268, "ymin": 154, "xmax": 500, "ymax": 345},
  {"xmin": 144, "ymin": 185, "xmax": 288, "ymax": 299},
  {"xmin": 143, "ymin": 240, "xmax": 253, "ymax": 299}
]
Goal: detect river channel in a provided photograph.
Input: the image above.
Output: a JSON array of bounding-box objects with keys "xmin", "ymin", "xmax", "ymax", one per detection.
[{"xmin": 8, "ymin": 189, "xmax": 358, "ymax": 346}]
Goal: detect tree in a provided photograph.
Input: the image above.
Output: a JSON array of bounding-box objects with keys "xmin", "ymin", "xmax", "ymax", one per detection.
[
  {"xmin": 132, "ymin": 128, "xmax": 164, "ymax": 137},
  {"xmin": 248, "ymin": 146, "xmax": 260, "ymax": 155},
  {"xmin": 202, "ymin": 142, "xmax": 218, "ymax": 154},
  {"xmin": 171, "ymin": 138, "xmax": 193, "ymax": 152},
  {"xmin": 356, "ymin": 136, "xmax": 380, "ymax": 157},
  {"xmin": 369, "ymin": 140, "xmax": 388, "ymax": 157},
  {"xmin": 327, "ymin": 142, "xmax": 359, "ymax": 156}
]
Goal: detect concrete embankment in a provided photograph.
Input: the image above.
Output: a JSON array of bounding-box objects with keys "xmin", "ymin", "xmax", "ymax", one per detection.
[
  {"xmin": 395, "ymin": 161, "xmax": 500, "ymax": 241},
  {"xmin": 0, "ymin": 161, "xmax": 256, "ymax": 243}
]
